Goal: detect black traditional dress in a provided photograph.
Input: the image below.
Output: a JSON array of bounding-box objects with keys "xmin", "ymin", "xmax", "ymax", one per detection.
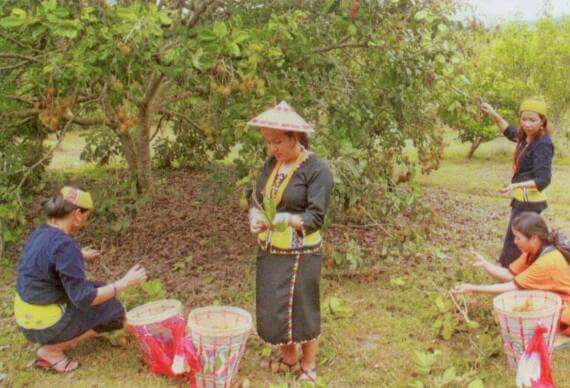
[
  {"xmin": 253, "ymin": 151, "xmax": 333, "ymax": 345},
  {"xmin": 499, "ymin": 125, "xmax": 553, "ymax": 267}
]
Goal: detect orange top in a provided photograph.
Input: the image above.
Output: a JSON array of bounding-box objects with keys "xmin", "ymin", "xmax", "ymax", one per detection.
[
  {"xmin": 509, "ymin": 249, "xmax": 570, "ymax": 301},
  {"xmin": 509, "ymin": 248, "xmax": 570, "ymax": 333}
]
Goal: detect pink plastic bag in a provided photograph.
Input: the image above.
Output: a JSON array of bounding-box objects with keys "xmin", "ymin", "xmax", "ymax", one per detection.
[
  {"xmin": 129, "ymin": 315, "xmax": 201, "ymax": 385},
  {"xmin": 516, "ymin": 325, "xmax": 555, "ymax": 388}
]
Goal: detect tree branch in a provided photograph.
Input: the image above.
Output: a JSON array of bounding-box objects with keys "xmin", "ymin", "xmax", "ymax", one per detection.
[
  {"xmin": 64, "ymin": 114, "xmax": 107, "ymax": 127},
  {"xmin": 187, "ymin": 0, "xmax": 218, "ymax": 28},
  {"xmin": 159, "ymin": 108, "xmax": 202, "ymax": 131},
  {"xmin": 141, "ymin": 75, "xmax": 164, "ymax": 111},
  {"xmin": 7, "ymin": 109, "xmax": 37, "ymax": 118},
  {"xmin": 0, "ymin": 94, "xmax": 35, "ymax": 105},
  {"xmin": 0, "ymin": 32, "xmax": 38, "ymax": 52},
  {"xmin": 312, "ymin": 42, "xmax": 384, "ymax": 54},
  {"xmin": 0, "ymin": 60, "xmax": 29, "ymax": 71},
  {"xmin": 0, "ymin": 53, "xmax": 43, "ymax": 63},
  {"xmin": 15, "ymin": 111, "xmax": 78, "ymax": 202},
  {"xmin": 150, "ymin": 114, "xmax": 168, "ymax": 142}
]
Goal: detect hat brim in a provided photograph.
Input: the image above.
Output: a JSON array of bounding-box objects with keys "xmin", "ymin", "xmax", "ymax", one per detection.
[
  {"xmin": 247, "ymin": 101, "xmax": 315, "ymax": 134},
  {"xmin": 247, "ymin": 119, "xmax": 314, "ymax": 133}
]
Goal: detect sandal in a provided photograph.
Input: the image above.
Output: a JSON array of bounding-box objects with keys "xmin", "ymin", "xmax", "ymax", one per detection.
[
  {"xmin": 554, "ymin": 335, "xmax": 570, "ymax": 351},
  {"xmin": 297, "ymin": 366, "xmax": 318, "ymax": 383},
  {"xmin": 34, "ymin": 357, "xmax": 79, "ymax": 373},
  {"xmin": 269, "ymin": 357, "xmax": 301, "ymax": 373}
]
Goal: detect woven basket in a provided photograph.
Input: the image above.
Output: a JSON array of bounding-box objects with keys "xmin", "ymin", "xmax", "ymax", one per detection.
[
  {"xmin": 187, "ymin": 306, "xmax": 252, "ymax": 388},
  {"xmin": 493, "ymin": 290, "xmax": 562, "ymax": 368},
  {"xmin": 127, "ymin": 299, "xmax": 183, "ymax": 326},
  {"xmin": 126, "ymin": 300, "xmax": 184, "ymax": 367}
]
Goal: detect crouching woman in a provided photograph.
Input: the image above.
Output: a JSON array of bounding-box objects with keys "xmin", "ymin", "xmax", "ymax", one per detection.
[
  {"xmin": 453, "ymin": 212, "xmax": 570, "ymax": 344},
  {"xmin": 14, "ymin": 187, "xmax": 147, "ymax": 372}
]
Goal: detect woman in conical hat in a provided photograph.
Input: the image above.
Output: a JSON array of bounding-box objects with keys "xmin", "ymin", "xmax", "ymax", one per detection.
[
  {"xmin": 248, "ymin": 101, "xmax": 333, "ymax": 383},
  {"xmin": 480, "ymin": 97, "xmax": 554, "ymax": 267},
  {"xmin": 14, "ymin": 187, "xmax": 148, "ymax": 372}
]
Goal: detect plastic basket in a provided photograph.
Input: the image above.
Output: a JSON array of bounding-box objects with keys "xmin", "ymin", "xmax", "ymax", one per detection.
[
  {"xmin": 493, "ymin": 290, "xmax": 562, "ymax": 368},
  {"xmin": 127, "ymin": 299, "xmax": 184, "ymax": 367},
  {"xmin": 187, "ymin": 306, "xmax": 252, "ymax": 388}
]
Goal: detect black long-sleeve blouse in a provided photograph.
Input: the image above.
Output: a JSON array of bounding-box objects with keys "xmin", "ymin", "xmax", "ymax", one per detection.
[
  {"xmin": 504, "ymin": 125, "xmax": 554, "ymax": 210},
  {"xmin": 254, "ymin": 153, "xmax": 334, "ymax": 235}
]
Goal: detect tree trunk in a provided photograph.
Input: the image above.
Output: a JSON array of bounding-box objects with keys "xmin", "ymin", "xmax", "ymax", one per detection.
[
  {"xmin": 467, "ymin": 138, "xmax": 482, "ymax": 159},
  {"xmin": 116, "ymin": 130, "xmax": 138, "ymax": 181},
  {"xmin": 0, "ymin": 227, "xmax": 4, "ymax": 259},
  {"xmin": 135, "ymin": 75, "xmax": 164, "ymax": 192}
]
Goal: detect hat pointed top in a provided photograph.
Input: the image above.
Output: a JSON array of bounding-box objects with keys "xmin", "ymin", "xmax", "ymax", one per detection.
[{"xmin": 247, "ymin": 101, "xmax": 314, "ymax": 133}]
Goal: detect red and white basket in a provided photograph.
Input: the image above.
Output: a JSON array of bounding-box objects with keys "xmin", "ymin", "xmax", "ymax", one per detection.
[
  {"xmin": 126, "ymin": 299, "xmax": 184, "ymax": 367},
  {"xmin": 187, "ymin": 306, "xmax": 252, "ymax": 388},
  {"xmin": 493, "ymin": 290, "xmax": 562, "ymax": 368}
]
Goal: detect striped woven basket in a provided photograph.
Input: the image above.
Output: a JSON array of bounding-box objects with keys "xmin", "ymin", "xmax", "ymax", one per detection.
[
  {"xmin": 187, "ymin": 306, "xmax": 252, "ymax": 388},
  {"xmin": 493, "ymin": 290, "xmax": 562, "ymax": 368},
  {"xmin": 126, "ymin": 299, "xmax": 184, "ymax": 366}
]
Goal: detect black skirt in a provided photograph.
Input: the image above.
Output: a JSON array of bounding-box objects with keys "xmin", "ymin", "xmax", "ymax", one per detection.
[{"xmin": 256, "ymin": 249, "xmax": 322, "ymax": 345}]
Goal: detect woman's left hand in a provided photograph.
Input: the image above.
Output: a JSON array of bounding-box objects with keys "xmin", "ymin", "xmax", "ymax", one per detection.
[
  {"xmin": 452, "ymin": 283, "xmax": 475, "ymax": 294},
  {"xmin": 274, "ymin": 213, "xmax": 303, "ymax": 231},
  {"xmin": 82, "ymin": 247, "xmax": 101, "ymax": 260},
  {"xmin": 500, "ymin": 184, "xmax": 516, "ymax": 197}
]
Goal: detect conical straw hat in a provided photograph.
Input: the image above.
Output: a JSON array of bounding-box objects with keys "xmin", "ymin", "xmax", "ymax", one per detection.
[{"xmin": 247, "ymin": 101, "xmax": 314, "ymax": 133}]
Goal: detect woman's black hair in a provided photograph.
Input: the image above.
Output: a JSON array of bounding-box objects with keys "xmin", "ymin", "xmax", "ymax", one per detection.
[
  {"xmin": 42, "ymin": 192, "xmax": 88, "ymax": 219},
  {"xmin": 512, "ymin": 212, "xmax": 570, "ymax": 263},
  {"xmin": 285, "ymin": 131, "xmax": 310, "ymax": 149}
]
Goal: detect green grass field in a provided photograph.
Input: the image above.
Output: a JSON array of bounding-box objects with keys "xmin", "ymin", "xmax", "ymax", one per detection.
[{"xmin": 2, "ymin": 133, "xmax": 570, "ymax": 387}]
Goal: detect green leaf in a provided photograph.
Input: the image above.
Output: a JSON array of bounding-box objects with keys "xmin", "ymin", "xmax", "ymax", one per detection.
[
  {"xmin": 468, "ymin": 379, "xmax": 485, "ymax": 388},
  {"xmin": 228, "ymin": 42, "xmax": 241, "ymax": 57},
  {"xmin": 325, "ymin": 296, "xmax": 353, "ymax": 318},
  {"xmin": 53, "ymin": 7, "xmax": 70, "ymax": 18},
  {"xmin": 441, "ymin": 316, "xmax": 456, "ymax": 339},
  {"xmin": 442, "ymin": 367, "xmax": 456, "ymax": 382},
  {"xmin": 434, "ymin": 296, "xmax": 447, "ymax": 312},
  {"xmin": 261, "ymin": 345, "xmax": 272, "ymax": 357},
  {"xmin": 414, "ymin": 10, "xmax": 428, "ymax": 21},
  {"xmin": 11, "ymin": 8, "xmax": 27, "ymax": 18},
  {"xmin": 199, "ymin": 31, "xmax": 217, "ymax": 42},
  {"xmin": 3, "ymin": 229, "xmax": 18, "ymax": 243},
  {"xmin": 158, "ymin": 12, "xmax": 172, "ymax": 25},
  {"xmin": 172, "ymin": 261, "xmax": 186, "ymax": 271},
  {"xmin": 116, "ymin": 7, "xmax": 138, "ymax": 22},
  {"xmin": 273, "ymin": 222, "xmax": 287, "ymax": 233},
  {"xmin": 213, "ymin": 21, "xmax": 228, "ymax": 38},
  {"xmin": 0, "ymin": 16, "xmax": 29, "ymax": 28},
  {"xmin": 232, "ymin": 31, "xmax": 249, "ymax": 44},
  {"xmin": 191, "ymin": 48, "xmax": 203, "ymax": 70},
  {"xmin": 44, "ymin": 0, "xmax": 57, "ymax": 12},
  {"xmin": 390, "ymin": 277, "xmax": 406, "ymax": 287},
  {"xmin": 348, "ymin": 24, "xmax": 357, "ymax": 36},
  {"xmin": 466, "ymin": 321, "xmax": 480, "ymax": 330}
]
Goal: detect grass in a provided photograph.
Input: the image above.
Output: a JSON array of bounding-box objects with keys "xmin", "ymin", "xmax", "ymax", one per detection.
[{"xmin": 2, "ymin": 134, "xmax": 570, "ymax": 387}]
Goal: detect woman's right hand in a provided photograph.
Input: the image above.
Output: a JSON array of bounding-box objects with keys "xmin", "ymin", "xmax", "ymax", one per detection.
[
  {"xmin": 479, "ymin": 101, "xmax": 498, "ymax": 118},
  {"xmin": 249, "ymin": 207, "xmax": 269, "ymax": 234},
  {"xmin": 119, "ymin": 264, "xmax": 147, "ymax": 289},
  {"xmin": 468, "ymin": 249, "xmax": 488, "ymax": 268}
]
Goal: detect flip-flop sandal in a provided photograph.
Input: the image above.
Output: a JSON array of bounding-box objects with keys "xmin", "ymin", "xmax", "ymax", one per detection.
[
  {"xmin": 34, "ymin": 357, "xmax": 79, "ymax": 373},
  {"xmin": 297, "ymin": 367, "xmax": 317, "ymax": 383},
  {"xmin": 554, "ymin": 335, "xmax": 570, "ymax": 351}
]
